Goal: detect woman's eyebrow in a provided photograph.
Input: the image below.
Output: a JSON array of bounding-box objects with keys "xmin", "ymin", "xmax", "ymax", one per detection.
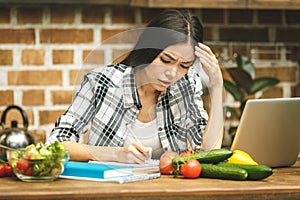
[
  {"xmin": 181, "ymin": 60, "xmax": 194, "ymax": 64},
  {"xmin": 162, "ymin": 52, "xmax": 176, "ymax": 61},
  {"xmin": 163, "ymin": 52, "xmax": 194, "ymax": 64}
]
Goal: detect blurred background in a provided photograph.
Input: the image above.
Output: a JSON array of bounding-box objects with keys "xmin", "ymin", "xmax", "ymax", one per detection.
[{"xmin": 0, "ymin": 0, "xmax": 299, "ymax": 145}]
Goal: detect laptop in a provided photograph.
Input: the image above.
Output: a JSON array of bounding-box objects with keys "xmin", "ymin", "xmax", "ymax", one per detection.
[{"xmin": 231, "ymin": 97, "xmax": 300, "ymax": 167}]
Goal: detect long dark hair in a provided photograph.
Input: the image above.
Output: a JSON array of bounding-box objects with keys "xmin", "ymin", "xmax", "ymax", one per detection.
[{"xmin": 120, "ymin": 9, "xmax": 203, "ymax": 68}]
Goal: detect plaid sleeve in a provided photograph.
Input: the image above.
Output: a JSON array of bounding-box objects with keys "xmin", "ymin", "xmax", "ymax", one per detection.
[{"xmin": 46, "ymin": 72, "xmax": 96, "ymax": 145}]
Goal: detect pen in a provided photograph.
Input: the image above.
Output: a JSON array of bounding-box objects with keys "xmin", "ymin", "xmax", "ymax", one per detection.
[{"xmin": 126, "ymin": 124, "xmax": 152, "ymax": 159}]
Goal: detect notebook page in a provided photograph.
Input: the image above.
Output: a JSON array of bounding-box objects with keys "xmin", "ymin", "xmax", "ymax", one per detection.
[{"xmin": 89, "ymin": 159, "xmax": 159, "ymax": 169}]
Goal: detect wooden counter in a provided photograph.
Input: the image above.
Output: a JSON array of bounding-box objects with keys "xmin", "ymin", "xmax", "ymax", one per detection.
[{"xmin": 0, "ymin": 157, "xmax": 299, "ymax": 200}]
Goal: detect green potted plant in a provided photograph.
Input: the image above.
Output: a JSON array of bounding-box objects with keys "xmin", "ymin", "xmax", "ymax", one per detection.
[{"xmin": 223, "ymin": 54, "xmax": 280, "ymax": 136}]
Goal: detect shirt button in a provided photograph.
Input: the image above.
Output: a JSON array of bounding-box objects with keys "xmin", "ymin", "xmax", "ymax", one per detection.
[{"xmin": 158, "ymin": 127, "xmax": 163, "ymax": 131}]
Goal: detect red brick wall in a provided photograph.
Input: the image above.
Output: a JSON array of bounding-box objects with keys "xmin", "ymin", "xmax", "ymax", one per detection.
[{"xmin": 0, "ymin": 5, "xmax": 299, "ymax": 140}]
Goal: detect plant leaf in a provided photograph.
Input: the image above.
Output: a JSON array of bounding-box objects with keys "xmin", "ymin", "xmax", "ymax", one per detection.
[
  {"xmin": 223, "ymin": 79, "xmax": 245, "ymax": 101},
  {"xmin": 227, "ymin": 67, "xmax": 253, "ymax": 94},
  {"xmin": 236, "ymin": 54, "xmax": 255, "ymax": 79},
  {"xmin": 249, "ymin": 77, "xmax": 280, "ymax": 94}
]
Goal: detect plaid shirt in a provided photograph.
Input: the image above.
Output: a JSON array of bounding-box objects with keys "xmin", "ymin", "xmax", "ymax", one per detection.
[{"xmin": 47, "ymin": 64, "xmax": 208, "ymax": 153}]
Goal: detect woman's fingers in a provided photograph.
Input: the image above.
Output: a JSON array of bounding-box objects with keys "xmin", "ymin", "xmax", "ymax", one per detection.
[
  {"xmin": 132, "ymin": 141, "xmax": 152, "ymax": 159},
  {"xmin": 195, "ymin": 43, "xmax": 223, "ymax": 86},
  {"xmin": 195, "ymin": 45, "xmax": 218, "ymax": 64},
  {"xmin": 120, "ymin": 143, "xmax": 152, "ymax": 164},
  {"xmin": 195, "ymin": 45, "xmax": 218, "ymax": 73}
]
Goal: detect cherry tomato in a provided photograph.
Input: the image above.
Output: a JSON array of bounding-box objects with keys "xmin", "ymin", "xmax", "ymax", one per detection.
[
  {"xmin": 16, "ymin": 159, "xmax": 30, "ymax": 171},
  {"xmin": 4, "ymin": 165, "xmax": 13, "ymax": 176},
  {"xmin": 180, "ymin": 159, "xmax": 202, "ymax": 179},
  {"xmin": 180, "ymin": 150, "xmax": 193, "ymax": 157},
  {"xmin": 0, "ymin": 165, "xmax": 5, "ymax": 177},
  {"xmin": 24, "ymin": 167, "xmax": 33, "ymax": 176},
  {"xmin": 159, "ymin": 151, "xmax": 179, "ymax": 175}
]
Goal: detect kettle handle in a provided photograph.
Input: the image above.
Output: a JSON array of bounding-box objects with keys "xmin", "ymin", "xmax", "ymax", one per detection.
[{"xmin": 1, "ymin": 105, "xmax": 29, "ymax": 130}]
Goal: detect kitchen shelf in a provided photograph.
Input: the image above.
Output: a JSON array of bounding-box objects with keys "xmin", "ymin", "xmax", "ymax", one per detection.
[
  {"xmin": 1, "ymin": 0, "xmax": 300, "ymax": 9},
  {"xmin": 130, "ymin": 0, "xmax": 248, "ymax": 9}
]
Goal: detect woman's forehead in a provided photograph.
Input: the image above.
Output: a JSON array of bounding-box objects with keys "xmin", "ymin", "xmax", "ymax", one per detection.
[{"xmin": 163, "ymin": 43, "xmax": 195, "ymax": 61}]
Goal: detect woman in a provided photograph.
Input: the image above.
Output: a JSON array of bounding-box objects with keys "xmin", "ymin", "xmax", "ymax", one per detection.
[{"xmin": 46, "ymin": 9, "xmax": 224, "ymax": 164}]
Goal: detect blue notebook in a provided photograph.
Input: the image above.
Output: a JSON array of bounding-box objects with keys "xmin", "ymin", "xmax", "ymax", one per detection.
[{"xmin": 61, "ymin": 161, "xmax": 134, "ymax": 179}]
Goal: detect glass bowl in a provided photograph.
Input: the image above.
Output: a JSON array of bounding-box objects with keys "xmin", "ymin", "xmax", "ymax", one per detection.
[{"xmin": 7, "ymin": 149, "xmax": 69, "ymax": 182}]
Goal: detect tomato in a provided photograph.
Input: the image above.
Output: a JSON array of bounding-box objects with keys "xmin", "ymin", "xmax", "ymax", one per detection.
[
  {"xmin": 24, "ymin": 167, "xmax": 33, "ymax": 176},
  {"xmin": 4, "ymin": 165, "xmax": 13, "ymax": 176},
  {"xmin": 180, "ymin": 159, "xmax": 202, "ymax": 179},
  {"xmin": 180, "ymin": 150, "xmax": 193, "ymax": 157},
  {"xmin": 0, "ymin": 165, "xmax": 5, "ymax": 177},
  {"xmin": 159, "ymin": 151, "xmax": 179, "ymax": 175},
  {"xmin": 24, "ymin": 154, "xmax": 31, "ymax": 160},
  {"xmin": 16, "ymin": 159, "xmax": 30, "ymax": 171}
]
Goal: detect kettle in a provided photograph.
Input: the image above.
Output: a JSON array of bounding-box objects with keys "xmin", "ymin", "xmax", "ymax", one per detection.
[{"xmin": 0, "ymin": 105, "xmax": 34, "ymax": 160}]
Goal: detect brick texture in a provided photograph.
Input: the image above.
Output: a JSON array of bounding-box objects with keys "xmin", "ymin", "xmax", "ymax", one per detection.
[
  {"xmin": 50, "ymin": 6, "xmax": 75, "ymax": 24},
  {"xmin": 112, "ymin": 49, "xmax": 131, "ymax": 64},
  {"xmin": 292, "ymin": 85, "xmax": 300, "ymax": 97},
  {"xmin": 256, "ymin": 67, "xmax": 297, "ymax": 82},
  {"xmin": 40, "ymin": 29, "xmax": 93, "ymax": 44},
  {"xmin": 0, "ymin": 29, "xmax": 35, "ymax": 44},
  {"xmin": 81, "ymin": 6, "xmax": 105, "ymax": 24},
  {"xmin": 53, "ymin": 50, "xmax": 74, "ymax": 64},
  {"xmin": 262, "ymin": 86, "xmax": 283, "ymax": 98},
  {"xmin": 202, "ymin": 9, "xmax": 224, "ymax": 24},
  {"xmin": 141, "ymin": 8, "xmax": 164, "ymax": 23},
  {"xmin": 219, "ymin": 28, "xmax": 268, "ymax": 42},
  {"xmin": 0, "ymin": 90, "xmax": 14, "ymax": 106},
  {"xmin": 0, "ymin": 50, "xmax": 13, "ymax": 65},
  {"xmin": 21, "ymin": 49, "xmax": 44, "ymax": 65},
  {"xmin": 17, "ymin": 7, "xmax": 43, "ymax": 24},
  {"xmin": 101, "ymin": 28, "xmax": 127, "ymax": 43},
  {"xmin": 101, "ymin": 28, "xmax": 139, "ymax": 43},
  {"xmin": 51, "ymin": 90, "xmax": 74, "ymax": 105},
  {"xmin": 275, "ymin": 28, "xmax": 300, "ymax": 42},
  {"xmin": 111, "ymin": 7, "xmax": 135, "ymax": 24},
  {"xmin": 250, "ymin": 46, "xmax": 278, "ymax": 60},
  {"xmin": 29, "ymin": 129, "xmax": 46, "ymax": 144},
  {"xmin": 0, "ymin": 7, "xmax": 10, "ymax": 24},
  {"xmin": 83, "ymin": 50, "xmax": 104, "ymax": 64},
  {"xmin": 286, "ymin": 10, "xmax": 300, "ymax": 24},
  {"xmin": 257, "ymin": 10, "xmax": 282, "ymax": 24},
  {"xmin": 22, "ymin": 90, "xmax": 45, "ymax": 106},
  {"xmin": 8, "ymin": 70, "xmax": 62, "ymax": 86},
  {"xmin": 203, "ymin": 27, "xmax": 213, "ymax": 41},
  {"xmin": 228, "ymin": 10, "xmax": 253, "ymax": 24},
  {"xmin": 39, "ymin": 110, "xmax": 65, "ymax": 125},
  {"xmin": 69, "ymin": 69, "xmax": 91, "ymax": 85}
]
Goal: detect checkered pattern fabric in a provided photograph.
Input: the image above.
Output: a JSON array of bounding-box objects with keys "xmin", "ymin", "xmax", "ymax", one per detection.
[{"xmin": 46, "ymin": 64, "xmax": 208, "ymax": 153}]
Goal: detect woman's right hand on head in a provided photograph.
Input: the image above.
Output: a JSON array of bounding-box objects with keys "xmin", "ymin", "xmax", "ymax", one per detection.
[{"xmin": 116, "ymin": 142, "xmax": 152, "ymax": 164}]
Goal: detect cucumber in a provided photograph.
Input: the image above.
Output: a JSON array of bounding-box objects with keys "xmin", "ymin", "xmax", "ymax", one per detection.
[
  {"xmin": 217, "ymin": 162, "xmax": 274, "ymax": 180},
  {"xmin": 200, "ymin": 163, "xmax": 248, "ymax": 180},
  {"xmin": 197, "ymin": 148, "xmax": 233, "ymax": 164},
  {"xmin": 172, "ymin": 148, "xmax": 233, "ymax": 167}
]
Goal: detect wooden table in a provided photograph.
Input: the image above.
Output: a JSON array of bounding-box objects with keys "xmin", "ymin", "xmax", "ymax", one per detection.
[{"xmin": 0, "ymin": 157, "xmax": 299, "ymax": 200}]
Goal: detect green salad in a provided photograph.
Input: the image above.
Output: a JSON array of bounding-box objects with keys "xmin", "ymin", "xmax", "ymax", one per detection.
[{"xmin": 10, "ymin": 141, "xmax": 69, "ymax": 177}]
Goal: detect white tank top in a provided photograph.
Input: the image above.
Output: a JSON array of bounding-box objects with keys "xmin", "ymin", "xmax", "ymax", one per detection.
[{"xmin": 124, "ymin": 118, "xmax": 164, "ymax": 159}]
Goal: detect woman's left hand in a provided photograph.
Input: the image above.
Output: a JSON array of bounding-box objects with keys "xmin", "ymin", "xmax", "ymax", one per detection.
[{"xmin": 194, "ymin": 43, "xmax": 223, "ymax": 87}]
